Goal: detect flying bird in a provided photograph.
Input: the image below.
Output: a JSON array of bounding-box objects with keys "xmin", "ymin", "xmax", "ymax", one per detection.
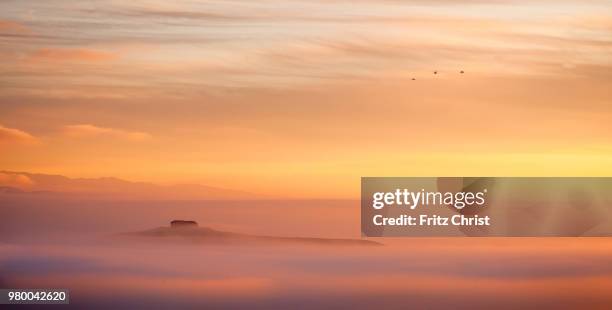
[
  {"xmin": 434, "ymin": 71, "xmax": 438, "ymax": 74},
  {"xmin": 460, "ymin": 70, "xmax": 464, "ymax": 74}
]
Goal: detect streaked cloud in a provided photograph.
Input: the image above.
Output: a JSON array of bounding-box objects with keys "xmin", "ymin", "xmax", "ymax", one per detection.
[
  {"xmin": 63, "ymin": 124, "xmax": 151, "ymax": 141},
  {"xmin": 0, "ymin": 125, "xmax": 38, "ymax": 145},
  {"xmin": 1, "ymin": 0, "xmax": 611, "ymax": 89},
  {"xmin": 0, "ymin": 20, "xmax": 27, "ymax": 32},
  {"xmin": 27, "ymin": 48, "xmax": 117, "ymax": 63}
]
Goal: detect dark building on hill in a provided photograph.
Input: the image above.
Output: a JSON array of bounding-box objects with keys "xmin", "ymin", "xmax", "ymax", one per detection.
[{"xmin": 170, "ymin": 220, "xmax": 198, "ymax": 228}]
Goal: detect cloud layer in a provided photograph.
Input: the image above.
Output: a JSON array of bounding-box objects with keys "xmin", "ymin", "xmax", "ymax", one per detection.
[{"xmin": 1, "ymin": 0, "xmax": 611, "ymax": 89}]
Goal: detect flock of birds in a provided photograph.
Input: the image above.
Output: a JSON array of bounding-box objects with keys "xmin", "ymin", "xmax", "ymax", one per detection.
[{"xmin": 411, "ymin": 70, "xmax": 464, "ymax": 80}]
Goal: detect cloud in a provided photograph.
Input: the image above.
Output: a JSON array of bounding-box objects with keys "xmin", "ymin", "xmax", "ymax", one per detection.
[
  {"xmin": 63, "ymin": 124, "xmax": 151, "ymax": 141},
  {"xmin": 0, "ymin": 125, "xmax": 38, "ymax": 145},
  {"xmin": 0, "ymin": 20, "xmax": 28, "ymax": 33},
  {"xmin": 0, "ymin": 172, "xmax": 35, "ymax": 189},
  {"xmin": 1, "ymin": 0, "xmax": 610, "ymax": 90},
  {"xmin": 28, "ymin": 48, "xmax": 117, "ymax": 63}
]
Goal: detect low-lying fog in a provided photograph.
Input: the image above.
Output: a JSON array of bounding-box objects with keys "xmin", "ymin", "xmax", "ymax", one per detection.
[{"xmin": 1, "ymin": 197, "xmax": 612, "ymax": 309}]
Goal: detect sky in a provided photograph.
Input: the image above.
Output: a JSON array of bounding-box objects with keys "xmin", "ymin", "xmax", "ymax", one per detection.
[{"xmin": 1, "ymin": 0, "xmax": 611, "ymax": 198}]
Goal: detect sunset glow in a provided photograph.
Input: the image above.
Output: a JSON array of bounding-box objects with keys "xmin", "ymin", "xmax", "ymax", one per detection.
[{"xmin": 1, "ymin": 0, "xmax": 611, "ymax": 197}]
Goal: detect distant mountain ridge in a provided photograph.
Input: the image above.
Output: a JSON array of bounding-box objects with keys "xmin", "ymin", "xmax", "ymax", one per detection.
[{"xmin": 0, "ymin": 171, "xmax": 255, "ymax": 200}]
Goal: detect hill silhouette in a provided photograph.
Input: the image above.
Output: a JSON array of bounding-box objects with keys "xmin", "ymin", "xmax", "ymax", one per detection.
[{"xmin": 121, "ymin": 221, "xmax": 382, "ymax": 247}]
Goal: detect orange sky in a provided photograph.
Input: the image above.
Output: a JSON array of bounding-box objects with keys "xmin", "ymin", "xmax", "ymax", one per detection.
[{"xmin": 1, "ymin": 0, "xmax": 611, "ymax": 198}]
